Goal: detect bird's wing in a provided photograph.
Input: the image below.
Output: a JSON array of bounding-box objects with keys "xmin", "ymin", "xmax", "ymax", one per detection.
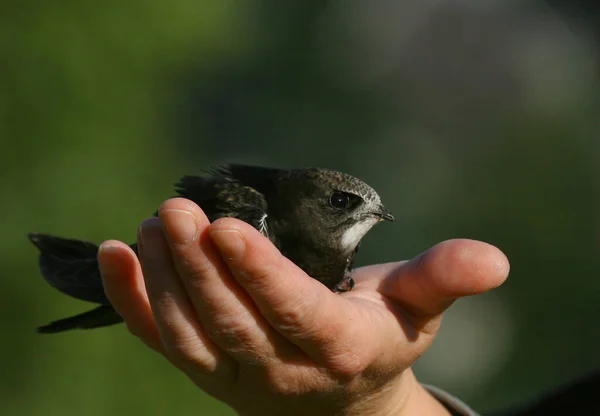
[
  {"xmin": 224, "ymin": 206, "xmax": 270, "ymax": 239},
  {"xmin": 175, "ymin": 166, "xmax": 273, "ymax": 239},
  {"xmin": 210, "ymin": 164, "xmax": 286, "ymax": 196}
]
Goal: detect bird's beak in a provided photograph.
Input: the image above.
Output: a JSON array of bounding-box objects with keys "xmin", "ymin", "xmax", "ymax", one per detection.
[{"xmin": 374, "ymin": 204, "xmax": 394, "ymax": 222}]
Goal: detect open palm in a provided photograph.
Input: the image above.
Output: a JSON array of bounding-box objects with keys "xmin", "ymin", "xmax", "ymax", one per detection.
[{"xmin": 99, "ymin": 198, "xmax": 508, "ymax": 416}]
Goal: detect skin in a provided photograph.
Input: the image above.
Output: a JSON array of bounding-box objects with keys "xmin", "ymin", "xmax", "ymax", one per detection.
[{"xmin": 97, "ymin": 197, "xmax": 509, "ymax": 416}]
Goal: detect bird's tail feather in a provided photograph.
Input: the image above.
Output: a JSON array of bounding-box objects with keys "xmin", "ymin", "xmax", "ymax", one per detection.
[
  {"xmin": 36, "ymin": 305, "xmax": 123, "ymax": 334},
  {"xmin": 28, "ymin": 233, "xmax": 109, "ymax": 304}
]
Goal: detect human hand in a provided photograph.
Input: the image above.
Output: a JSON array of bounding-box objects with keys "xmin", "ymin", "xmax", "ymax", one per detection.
[{"xmin": 98, "ymin": 198, "xmax": 509, "ymax": 416}]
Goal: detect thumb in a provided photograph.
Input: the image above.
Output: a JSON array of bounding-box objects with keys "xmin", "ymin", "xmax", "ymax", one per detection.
[{"xmin": 364, "ymin": 239, "xmax": 509, "ymax": 320}]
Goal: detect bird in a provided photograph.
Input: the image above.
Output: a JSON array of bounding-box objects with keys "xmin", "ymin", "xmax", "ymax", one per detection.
[{"xmin": 29, "ymin": 164, "xmax": 394, "ymax": 334}]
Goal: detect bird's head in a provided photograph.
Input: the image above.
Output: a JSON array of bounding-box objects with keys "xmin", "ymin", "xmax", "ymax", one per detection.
[{"xmin": 278, "ymin": 168, "xmax": 394, "ymax": 254}]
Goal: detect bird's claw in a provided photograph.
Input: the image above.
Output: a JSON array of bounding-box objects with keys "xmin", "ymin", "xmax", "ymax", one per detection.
[{"xmin": 332, "ymin": 276, "xmax": 355, "ymax": 293}]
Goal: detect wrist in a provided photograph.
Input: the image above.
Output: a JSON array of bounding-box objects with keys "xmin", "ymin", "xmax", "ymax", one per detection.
[
  {"xmin": 399, "ymin": 371, "xmax": 453, "ymax": 416},
  {"xmin": 393, "ymin": 369, "xmax": 453, "ymax": 416},
  {"xmin": 343, "ymin": 369, "xmax": 451, "ymax": 416}
]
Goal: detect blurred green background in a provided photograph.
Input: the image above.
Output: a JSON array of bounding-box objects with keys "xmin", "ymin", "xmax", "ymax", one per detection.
[{"xmin": 2, "ymin": 1, "xmax": 599, "ymax": 414}]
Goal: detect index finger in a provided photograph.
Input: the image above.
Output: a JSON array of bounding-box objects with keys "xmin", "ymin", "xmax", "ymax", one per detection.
[{"xmin": 208, "ymin": 218, "xmax": 400, "ymax": 376}]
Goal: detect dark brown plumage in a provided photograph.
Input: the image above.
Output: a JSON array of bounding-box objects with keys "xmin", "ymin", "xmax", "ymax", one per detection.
[{"xmin": 29, "ymin": 164, "xmax": 393, "ymax": 333}]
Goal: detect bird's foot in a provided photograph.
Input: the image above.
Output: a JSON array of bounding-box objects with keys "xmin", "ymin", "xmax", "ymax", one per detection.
[{"xmin": 332, "ymin": 275, "xmax": 355, "ymax": 293}]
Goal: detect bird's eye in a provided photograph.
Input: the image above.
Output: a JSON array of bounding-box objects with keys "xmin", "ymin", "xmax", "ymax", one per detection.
[{"xmin": 329, "ymin": 192, "xmax": 351, "ymax": 210}]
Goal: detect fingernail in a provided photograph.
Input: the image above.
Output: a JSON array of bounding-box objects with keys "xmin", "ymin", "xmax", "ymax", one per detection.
[
  {"xmin": 159, "ymin": 209, "xmax": 198, "ymax": 245},
  {"xmin": 139, "ymin": 217, "xmax": 164, "ymax": 256},
  {"xmin": 210, "ymin": 229, "xmax": 245, "ymax": 260},
  {"xmin": 98, "ymin": 241, "xmax": 118, "ymax": 255},
  {"xmin": 97, "ymin": 241, "xmax": 119, "ymax": 278}
]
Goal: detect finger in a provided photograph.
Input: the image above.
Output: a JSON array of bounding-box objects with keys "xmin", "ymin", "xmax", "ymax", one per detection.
[
  {"xmin": 361, "ymin": 239, "xmax": 509, "ymax": 321},
  {"xmin": 157, "ymin": 198, "xmax": 296, "ymax": 365},
  {"xmin": 209, "ymin": 218, "xmax": 391, "ymax": 374},
  {"xmin": 97, "ymin": 240, "xmax": 163, "ymax": 352},
  {"xmin": 137, "ymin": 217, "xmax": 236, "ymax": 381}
]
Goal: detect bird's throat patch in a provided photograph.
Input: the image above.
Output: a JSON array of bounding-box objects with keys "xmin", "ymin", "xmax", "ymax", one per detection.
[{"xmin": 340, "ymin": 217, "xmax": 378, "ymax": 252}]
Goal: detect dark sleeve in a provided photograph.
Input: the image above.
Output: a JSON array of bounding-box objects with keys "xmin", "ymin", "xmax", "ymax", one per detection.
[
  {"xmin": 497, "ymin": 371, "xmax": 600, "ymax": 416},
  {"xmin": 424, "ymin": 384, "xmax": 480, "ymax": 416},
  {"xmin": 426, "ymin": 371, "xmax": 600, "ymax": 416}
]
